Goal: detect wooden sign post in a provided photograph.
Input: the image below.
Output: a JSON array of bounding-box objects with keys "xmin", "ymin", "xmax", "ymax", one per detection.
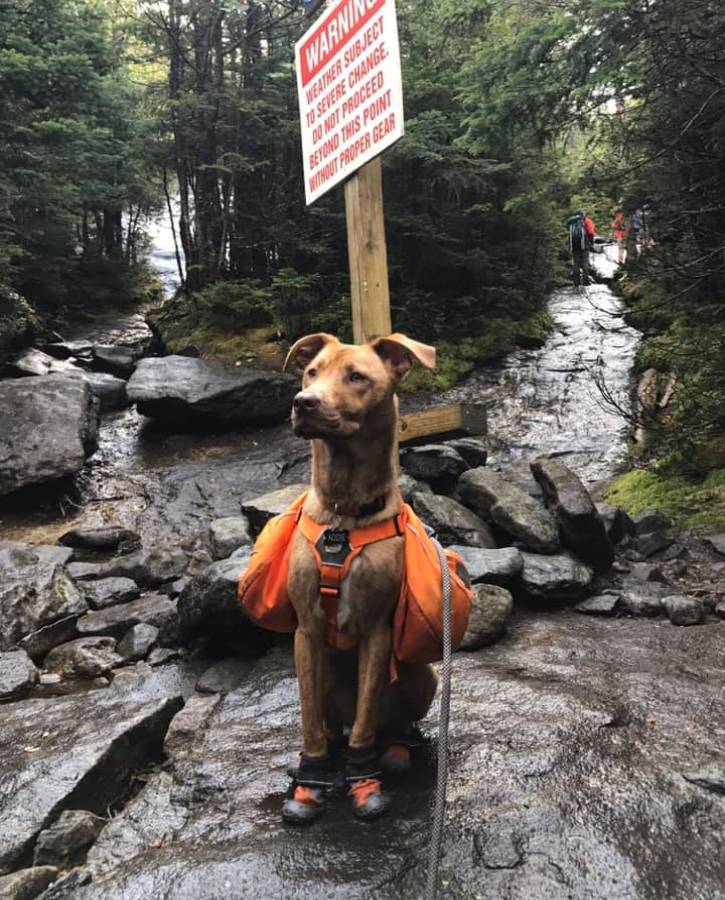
[{"xmin": 295, "ymin": 0, "xmax": 486, "ymax": 443}]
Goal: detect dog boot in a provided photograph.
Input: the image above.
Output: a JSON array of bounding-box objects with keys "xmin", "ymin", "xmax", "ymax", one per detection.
[
  {"xmin": 379, "ymin": 724, "xmax": 425, "ymax": 774},
  {"xmin": 282, "ymin": 753, "xmax": 334, "ymax": 825},
  {"xmin": 346, "ymin": 745, "xmax": 390, "ymax": 820}
]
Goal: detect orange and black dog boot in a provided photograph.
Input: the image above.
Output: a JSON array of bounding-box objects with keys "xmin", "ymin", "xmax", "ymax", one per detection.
[
  {"xmin": 282, "ymin": 753, "xmax": 335, "ymax": 825},
  {"xmin": 346, "ymin": 745, "xmax": 390, "ymax": 820},
  {"xmin": 379, "ymin": 724, "xmax": 425, "ymax": 774}
]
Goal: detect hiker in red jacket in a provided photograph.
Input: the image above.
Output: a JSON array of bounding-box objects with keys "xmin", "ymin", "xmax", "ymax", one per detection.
[{"xmin": 567, "ymin": 209, "xmax": 596, "ymax": 286}]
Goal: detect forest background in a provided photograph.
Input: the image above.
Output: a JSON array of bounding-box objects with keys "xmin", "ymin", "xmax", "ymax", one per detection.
[{"xmin": 0, "ymin": 0, "xmax": 723, "ymax": 522}]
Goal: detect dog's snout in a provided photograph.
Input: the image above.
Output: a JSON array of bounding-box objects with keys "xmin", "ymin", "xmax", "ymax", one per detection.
[{"xmin": 293, "ymin": 391, "xmax": 320, "ymax": 413}]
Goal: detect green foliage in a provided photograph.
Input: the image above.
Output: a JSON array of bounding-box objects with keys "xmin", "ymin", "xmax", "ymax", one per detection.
[{"xmin": 0, "ymin": 283, "xmax": 38, "ymax": 361}]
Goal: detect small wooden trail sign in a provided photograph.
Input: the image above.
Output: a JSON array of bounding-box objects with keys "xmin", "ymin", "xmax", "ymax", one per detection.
[{"xmin": 295, "ymin": 0, "xmax": 486, "ymax": 443}]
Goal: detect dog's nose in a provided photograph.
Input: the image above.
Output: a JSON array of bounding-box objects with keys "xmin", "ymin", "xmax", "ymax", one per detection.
[{"xmin": 293, "ymin": 391, "xmax": 320, "ymax": 413}]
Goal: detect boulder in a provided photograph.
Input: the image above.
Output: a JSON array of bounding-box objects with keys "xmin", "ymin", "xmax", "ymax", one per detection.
[
  {"xmin": 76, "ymin": 594, "xmax": 177, "ymax": 640},
  {"xmin": 530, "ymin": 459, "xmax": 613, "ymax": 571},
  {"xmin": 33, "ymin": 810, "xmax": 105, "ymax": 868},
  {"xmin": 620, "ymin": 589, "xmax": 663, "ymax": 617},
  {"xmin": 596, "ymin": 502, "xmax": 635, "ymax": 546},
  {"xmin": 411, "ymin": 493, "xmax": 496, "ymax": 548},
  {"xmin": 6, "ymin": 348, "xmax": 58, "ymax": 377},
  {"xmin": 196, "ymin": 658, "xmax": 256, "ymax": 695},
  {"xmin": 0, "ymin": 650, "xmax": 38, "ymax": 700},
  {"xmin": 44, "ymin": 637, "xmax": 122, "ymax": 678},
  {"xmin": 397, "ymin": 472, "xmax": 432, "ymax": 504},
  {"xmin": 208, "ymin": 517, "xmax": 252, "ymax": 561},
  {"xmin": 0, "ymin": 867, "xmax": 59, "ymax": 900},
  {"xmin": 444, "ymin": 437, "xmax": 488, "ymax": 469},
  {"xmin": 459, "ymin": 468, "xmax": 559, "ymax": 553},
  {"xmin": 67, "ymin": 546, "xmax": 187, "ymax": 589},
  {"xmin": 117, "ymin": 624, "xmax": 159, "ymax": 662},
  {"xmin": 634, "ymin": 530, "xmax": 674, "ymax": 559},
  {"xmin": 633, "ymin": 508, "xmax": 671, "ymax": 535},
  {"xmin": 0, "ymin": 690, "xmax": 182, "ymax": 874},
  {"xmin": 92, "ymin": 345, "xmax": 137, "ymax": 379},
  {"xmin": 705, "ymin": 534, "xmax": 725, "ymax": 556},
  {"xmin": 0, "ymin": 375, "xmax": 99, "ymax": 496},
  {"xmin": 446, "ymin": 546, "xmax": 523, "ymax": 588},
  {"xmin": 241, "ymin": 484, "xmax": 308, "ymax": 536},
  {"xmin": 0, "ymin": 544, "xmax": 87, "ymax": 651},
  {"xmin": 19, "ymin": 617, "xmax": 81, "ymax": 661},
  {"xmin": 126, "ymin": 356, "xmax": 296, "ymax": 426},
  {"xmin": 519, "ymin": 551, "xmax": 593, "ymax": 604},
  {"xmin": 177, "ymin": 551, "xmax": 270, "ymax": 650},
  {"xmin": 458, "ymin": 584, "xmax": 513, "ymax": 650},
  {"xmin": 662, "ymin": 595, "xmax": 704, "ymax": 626},
  {"xmin": 715, "ymin": 601, "xmax": 725, "ymax": 620},
  {"xmin": 575, "ymin": 594, "xmax": 621, "ymax": 616},
  {"xmin": 399, "ymin": 444, "xmax": 468, "ymax": 492},
  {"xmin": 59, "ymin": 526, "xmax": 139, "ymax": 552},
  {"xmin": 83, "ymin": 372, "xmax": 128, "ymax": 412},
  {"xmin": 44, "ymin": 340, "xmax": 94, "ymax": 361},
  {"xmin": 499, "ymin": 460, "xmax": 544, "ymax": 500},
  {"xmin": 80, "ymin": 577, "xmax": 141, "ymax": 610}
]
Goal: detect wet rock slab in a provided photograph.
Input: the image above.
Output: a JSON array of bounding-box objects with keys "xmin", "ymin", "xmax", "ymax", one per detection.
[
  {"xmin": 59, "ymin": 615, "xmax": 725, "ymax": 900},
  {"xmin": 0, "ymin": 690, "xmax": 182, "ymax": 874}
]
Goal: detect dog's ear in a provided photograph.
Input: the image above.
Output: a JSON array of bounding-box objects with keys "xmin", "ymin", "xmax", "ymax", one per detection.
[
  {"xmin": 370, "ymin": 334, "xmax": 436, "ymax": 380},
  {"xmin": 283, "ymin": 333, "xmax": 337, "ymax": 372}
]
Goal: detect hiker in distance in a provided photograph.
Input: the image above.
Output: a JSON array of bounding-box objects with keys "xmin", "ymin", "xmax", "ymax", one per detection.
[{"xmin": 568, "ymin": 208, "xmax": 595, "ymax": 286}]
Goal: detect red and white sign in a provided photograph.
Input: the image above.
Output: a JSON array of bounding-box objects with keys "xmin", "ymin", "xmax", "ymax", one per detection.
[{"xmin": 295, "ymin": 0, "xmax": 404, "ymax": 205}]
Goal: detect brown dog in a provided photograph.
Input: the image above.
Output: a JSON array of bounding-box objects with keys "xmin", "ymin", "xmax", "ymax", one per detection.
[{"xmin": 281, "ymin": 332, "xmax": 438, "ymax": 822}]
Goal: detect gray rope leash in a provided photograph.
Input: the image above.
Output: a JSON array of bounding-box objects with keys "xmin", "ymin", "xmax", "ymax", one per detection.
[{"xmin": 425, "ymin": 537, "xmax": 453, "ymax": 900}]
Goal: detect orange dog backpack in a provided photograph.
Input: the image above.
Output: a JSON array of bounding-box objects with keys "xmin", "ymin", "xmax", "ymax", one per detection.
[{"xmin": 238, "ymin": 493, "xmax": 473, "ymax": 665}]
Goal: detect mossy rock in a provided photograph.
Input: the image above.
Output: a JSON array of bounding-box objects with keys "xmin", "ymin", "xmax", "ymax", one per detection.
[{"xmin": 0, "ymin": 284, "xmax": 38, "ymax": 363}]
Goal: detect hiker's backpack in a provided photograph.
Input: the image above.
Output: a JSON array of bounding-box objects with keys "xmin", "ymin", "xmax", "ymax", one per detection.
[
  {"xmin": 238, "ymin": 493, "xmax": 473, "ymax": 667},
  {"xmin": 570, "ymin": 218, "xmax": 585, "ymax": 251}
]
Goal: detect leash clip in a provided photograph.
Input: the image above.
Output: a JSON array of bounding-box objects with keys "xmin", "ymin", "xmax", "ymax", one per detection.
[{"xmin": 316, "ymin": 527, "xmax": 352, "ymax": 566}]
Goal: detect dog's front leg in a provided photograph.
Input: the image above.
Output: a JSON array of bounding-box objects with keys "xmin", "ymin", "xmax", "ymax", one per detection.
[
  {"xmin": 294, "ymin": 625, "xmax": 328, "ymax": 758},
  {"xmin": 349, "ymin": 622, "xmax": 391, "ymax": 750}
]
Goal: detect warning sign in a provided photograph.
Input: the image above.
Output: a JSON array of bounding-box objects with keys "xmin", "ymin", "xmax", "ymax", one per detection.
[{"xmin": 295, "ymin": 0, "xmax": 404, "ymax": 205}]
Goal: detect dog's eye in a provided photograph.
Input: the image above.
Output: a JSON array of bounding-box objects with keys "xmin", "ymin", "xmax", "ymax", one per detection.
[
  {"xmin": 307, "ymin": 368, "xmax": 317, "ymax": 378},
  {"xmin": 349, "ymin": 371, "xmax": 365, "ymax": 383}
]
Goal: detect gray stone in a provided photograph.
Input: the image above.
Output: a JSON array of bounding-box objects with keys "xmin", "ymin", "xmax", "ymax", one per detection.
[
  {"xmin": 658, "ymin": 542, "xmax": 687, "ymax": 562},
  {"xmin": 635, "ymin": 529, "xmax": 674, "ymax": 558},
  {"xmin": 81, "ymin": 577, "xmax": 140, "ymax": 610},
  {"xmin": 500, "ymin": 460, "xmax": 544, "ymax": 499},
  {"xmin": 163, "ymin": 694, "xmax": 221, "ymax": 761},
  {"xmin": 117, "ymin": 624, "xmax": 159, "ymax": 662},
  {"xmin": 127, "ymin": 355, "xmax": 296, "ymax": 426},
  {"xmin": 597, "ymin": 503, "xmax": 636, "ymax": 546},
  {"xmin": 196, "ymin": 658, "xmax": 256, "ymax": 695},
  {"xmin": 445, "ymin": 546, "xmax": 523, "ymax": 588},
  {"xmin": 444, "ymin": 437, "xmax": 488, "ymax": 469},
  {"xmin": 399, "ymin": 444, "xmax": 468, "ymax": 492},
  {"xmin": 0, "ymin": 690, "xmax": 182, "ymax": 874},
  {"xmin": 0, "ymin": 650, "xmax": 38, "ymax": 700},
  {"xmin": 208, "ymin": 516, "xmax": 251, "ymax": 561},
  {"xmin": 83, "ymin": 372, "xmax": 128, "ymax": 412},
  {"xmin": 62, "ymin": 620, "xmax": 725, "ymax": 900},
  {"xmin": 147, "ymin": 647, "xmax": 183, "ymax": 667},
  {"xmin": 411, "ymin": 492, "xmax": 496, "ymax": 548},
  {"xmin": 627, "ymin": 563, "xmax": 668, "ymax": 584},
  {"xmin": 519, "ymin": 551, "xmax": 593, "ymax": 604},
  {"xmin": 76, "ymin": 594, "xmax": 177, "ymax": 639},
  {"xmin": 6, "ymin": 348, "xmax": 58, "ymax": 377},
  {"xmin": 44, "ymin": 340, "xmax": 94, "ymax": 360},
  {"xmin": 715, "ymin": 600, "xmax": 725, "ymax": 620},
  {"xmin": 44, "ymin": 637, "xmax": 122, "ymax": 678},
  {"xmin": 397, "ymin": 472, "xmax": 432, "ymax": 504},
  {"xmin": 178, "ymin": 552, "xmax": 270, "ymax": 650},
  {"xmin": 705, "ymin": 534, "xmax": 725, "ymax": 556},
  {"xmin": 241, "ymin": 484, "xmax": 308, "ymax": 536},
  {"xmin": 59, "ymin": 526, "xmax": 138, "ymax": 552},
  {"xmin": 0, "ymin": 375, "xmax": 99, "ymax": 495},
  {"xmin": 0, "ymin": 867, "xmax": 59, "ymax": 899},
  {"xmin": 575, "ymin": 594, "xmax": 621, "ymax": 616},
  {"xmin": 19, "ymin": 616, "xmax": 80, "ymax": 661},
  {"xmin": 67, "ymin": 546, "xmax": 187, "ymax": 588},
  {"xmin": 633, "ymin": 508, "xmax": 672, "ymax": 535},
  {"xmin": 459, "ymin": 468, "xmax": 559, "ymax": 553},
  {"xmin": 621, "ymin": 590, "xmax": 663, "ymax": 617},
  {"xmin": 0, "ymin": 544, "xmax": 87, "ymax": 651},
  {"xmin": 39, "ymin": 673, "xmax": 62, "ymax": 685},
  {"xmin": 33, "ymin": 810, "xmax": 105, "ymax": 867},
  {"xmin": 662, "ymin": 594, "xmax": 704, "ymax": 626},
  {"xmin": 458, "ymin": 584, "xmax": 513, "ymax": 650},
  {"xmin": 530, "ymin": 458, "xmax": 614, "ymax": 571},
  {"xmin": 92, "ymin": 344, "xmax": 137, "ymax": 379}
]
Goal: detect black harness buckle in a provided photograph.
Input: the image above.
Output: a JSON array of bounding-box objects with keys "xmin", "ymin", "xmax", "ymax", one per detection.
[{"xmin": 316, "ymin": 528, "xmax": 352, "ymax": 566}]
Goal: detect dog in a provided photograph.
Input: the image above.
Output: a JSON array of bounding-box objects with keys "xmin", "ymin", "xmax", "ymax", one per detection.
[{"xmin": 281, "ymin": 332, "xmax": 438, "ymax": 822}]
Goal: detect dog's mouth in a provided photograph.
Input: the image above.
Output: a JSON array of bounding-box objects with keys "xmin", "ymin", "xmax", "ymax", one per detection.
[{"xmin": 292, "ymin": 410, "xmax": 359, "ymax": 440}]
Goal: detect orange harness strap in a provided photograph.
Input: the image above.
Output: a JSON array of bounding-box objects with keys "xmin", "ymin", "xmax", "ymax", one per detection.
[{"xmin": 297, "ymin": 511, "xmax": 403, "ymax": 651}]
